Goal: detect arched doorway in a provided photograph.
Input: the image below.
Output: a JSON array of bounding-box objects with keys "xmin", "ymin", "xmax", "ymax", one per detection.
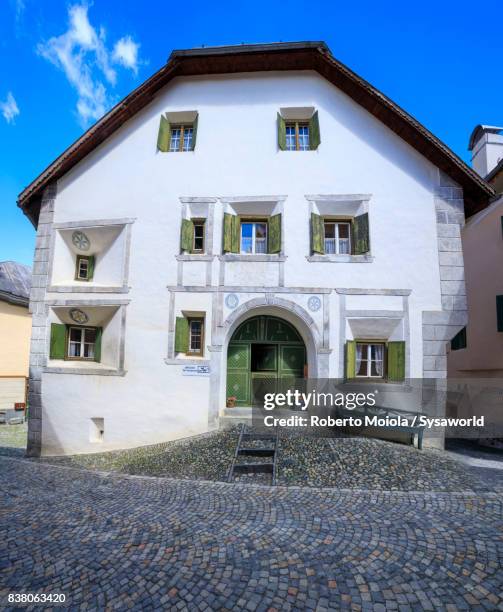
[{"xmin": 226, "ymin": 315, "xmax": 307, "ymax": 406}]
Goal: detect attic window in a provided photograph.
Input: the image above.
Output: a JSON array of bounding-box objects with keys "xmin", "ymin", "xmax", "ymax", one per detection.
[
  {"xmin": 277, "ymin": 107, "xmax": 320, "ymax": 151},
  {"xmin": 157, "ymin": 111, "xmax": 198, "ymax": 152}
]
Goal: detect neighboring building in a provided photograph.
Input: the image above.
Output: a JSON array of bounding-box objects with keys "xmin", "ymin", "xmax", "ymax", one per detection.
[
  {"xmin": 448, "ymin": 126, "xmax": 503, "ymax": 379},
  {"xmin": 0, "ymin": 261, "xmax": 32, "ymax": 413},
  {"xmin": 17, "ymin": 42, "xmax": 493, "ymax": 456}
]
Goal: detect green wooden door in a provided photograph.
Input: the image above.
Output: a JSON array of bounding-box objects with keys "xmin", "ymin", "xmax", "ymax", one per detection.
[
  {"xmin": 226, "ymin": 316, "xmax": 307, "ymax": 407},
  {"xmin": 227, "ymin": 343, "xmax": 251, "ymax": 406}
]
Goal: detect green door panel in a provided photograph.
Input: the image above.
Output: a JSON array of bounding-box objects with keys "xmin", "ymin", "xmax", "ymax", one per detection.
[
  {"xmin": 227, "ymin": 371, "xmax": 250, "ymax": 405},
  {"xmin": 279, "ymin": 345, "xmax": 306, "ymax": 375},
  {"xmin": 227, "ymin": 343, "xmax": 250, "ymax": 370}
]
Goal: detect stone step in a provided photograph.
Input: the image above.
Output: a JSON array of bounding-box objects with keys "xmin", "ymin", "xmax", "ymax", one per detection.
[
  {"xmin": 241, "ymin": 433, "xmax": 276, "ymax": 441},
  {"xmin": 232, "ymin": 462, "xmax": 274, "ymax": 474},
  {"xmin": 238, "ymin": 447, "xmax": 275, "ymax": 456}
]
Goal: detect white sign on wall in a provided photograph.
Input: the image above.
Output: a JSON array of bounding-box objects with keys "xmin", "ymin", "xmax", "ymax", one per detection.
[{"xmin": 182, "ymin": 365, "xmax": 210, "ymax": 377}]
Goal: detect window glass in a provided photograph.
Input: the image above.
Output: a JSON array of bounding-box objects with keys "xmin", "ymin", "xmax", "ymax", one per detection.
[
  {"xmin": 298, "ymin": 124, "xmax": 310, "ymax": 150},
  {"xmin": 83, "ymin": 328, "xmax": 96, "ymax": 359},
  {"xmin": 78, "ymin": 258, "xmax": 88, "ymax": 279},
  {"xmin": 183, "ymin": 127, "xmax": 194, "ymax": 151},
  {"xmin": 338, "ymin": 222, "xmax": 351, "ymax": 255},
  {"xmin": 193, "ymin": 222, "xmax": 205, "ymax": 252},
  {"xmin": 255, "ymin": 223, "xmax": 267, "ymax": 254},
  {"xmin": 189, "ymin": 320, "xmax": 202, "ymax": 353},
  {"xmin": 241, "ymin": 223, "xmax": 253, "ymax": 254},
  {"xmin": 69, "ymin": 327, "xmax": 82, "ymax": 358},
  {"xmin": 356, "ymin": 343, "xmax": 384, "ymax": 378},
  {"xmin": 68, "ymin": 327, "xmax": 96, "ymax": 360},
  {"xmin": 286, "ymin": 125, "xmax": 296, "ymax": 151},
  {"xmin": 324, "ymin": 222, "xmax": 336, "ymax": 254},
  {"xmin": 170, "ymin": 128, "xmax": 181, "ymax": 152}
]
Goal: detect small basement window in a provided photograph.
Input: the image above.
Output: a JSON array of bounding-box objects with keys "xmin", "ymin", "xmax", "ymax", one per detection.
[{"xmin": 75, "ymin": 255, "xmax": 94, "ymax": 281}]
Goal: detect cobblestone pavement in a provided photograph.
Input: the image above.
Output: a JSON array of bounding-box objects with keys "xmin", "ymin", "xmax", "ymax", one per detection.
[{"xmin": 1, "ymin": 457, "xmax": 502, "ymax": 611}]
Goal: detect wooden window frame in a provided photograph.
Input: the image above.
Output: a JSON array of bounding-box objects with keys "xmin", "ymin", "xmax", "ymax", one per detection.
[
  {"xmin": 169, "ymin": 124, "xmax": 194, "ymax": 152},
  {"xmin": 239, "ymin": 217, "xmax": 268, "ymax": 255},
  {"xmin": 354, "ymin": 340, "xmax": 386, "ymax": 380},
  {"xmin": 285, "ymin": 121, "xmax": 310, "ymax": 151},
  {"xmin": 187, "ymin": 317, "xmax": 205, "ymax": 356},
  {"xmin": 75, "ymin": 255, "xmax": 92, "ymax": 281},
  {"xmin": 66, "ymin": 326, "xmax": 98, "ymax": 361},
  {"xmin": 191, "ymin": 219, "xmax": 206, "ymax": 253},
  {"xmin": 323, "ymin": 218, "xmax": 352, "ymax": 255}
]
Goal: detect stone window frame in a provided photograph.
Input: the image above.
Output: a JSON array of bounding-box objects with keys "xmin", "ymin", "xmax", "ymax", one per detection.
[
  {"xmin": 47, "ymin": 218, "xmax": 135, "ymax": 294},
  {"xmin": 43, "ymin": 299, "xmax": 129, "ymax": 376}
]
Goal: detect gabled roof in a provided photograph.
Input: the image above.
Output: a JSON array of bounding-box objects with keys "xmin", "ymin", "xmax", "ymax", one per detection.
[
  {"xmin": 0, "ymin": 261, "xmax": 31, "ymax": 307},
  {"xmin": 17, "ymin": 41, "xmax": 494, "ymax": 224}
]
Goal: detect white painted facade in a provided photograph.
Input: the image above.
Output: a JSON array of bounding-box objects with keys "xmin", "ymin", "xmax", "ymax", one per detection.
[{"xmin": 30, "ymin": 69, "xmax": 468, "ymax": 455}]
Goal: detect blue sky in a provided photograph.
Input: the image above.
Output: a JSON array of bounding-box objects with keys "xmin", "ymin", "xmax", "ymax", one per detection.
[{"xmin": 1, "ymin": 0, "xmax": 502, "ymax": 265}]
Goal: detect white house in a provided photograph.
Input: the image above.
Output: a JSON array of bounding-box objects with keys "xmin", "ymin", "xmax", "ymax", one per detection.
[{"xmin": 18, "ymin": 42, "xmax": 493, "ymax": 456}]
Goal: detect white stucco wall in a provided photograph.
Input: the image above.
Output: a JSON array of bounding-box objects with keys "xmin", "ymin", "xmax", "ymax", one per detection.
[{"xmin": 38, "ymin": 70, "xmax": 445, "ymax": 455}]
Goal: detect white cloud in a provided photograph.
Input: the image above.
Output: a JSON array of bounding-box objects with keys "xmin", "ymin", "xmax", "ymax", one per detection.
[
  {"xmin": 15, "ymin": 0, "xmax": 25, "ymax": 21},
  {"xmin": 37, "ymin": 3, "xmax": 142, "ymax": 126},
  {"xmin": 113, "ymin": 36, "xmax": 140, "ymax": 74},
  {"xmin": 0, "ymin": 92, "xmax": 20, "ymax": 124}
]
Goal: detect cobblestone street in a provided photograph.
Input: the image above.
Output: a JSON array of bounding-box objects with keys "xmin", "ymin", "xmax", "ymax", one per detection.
[{"xmin": 1, "ymin": 456, "xmax": 502, "ymax": 611}]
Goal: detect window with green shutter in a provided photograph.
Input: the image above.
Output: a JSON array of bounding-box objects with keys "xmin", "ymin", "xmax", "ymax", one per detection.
[
  {"xmin": 223, "ymin": 213, "xmax": 239, "ymax": 253},
  {"xmin": 180, "ymin": 219, "xmax": 194, "ymax": 253},
  {"xmin": 353, "ymin": 212, "xmax": 370, "ymax": 255},
  {"xmin": 175, "ymin": 317, "xmax": 189, "ymax": 353},
  {"xmin": 75, "ymin": 255, "xmax": 94, "ymax": 281},
  {"xmin": 157, "ymin": 115, "xmax": 171, "ymax": 152},
  {"xmin": 311, "ymin": 213, "xmax": 325, "ymax": 254},
  {"xmin": 497, "ymin": 296, "xmax": 503, "ymax": 332},
  {"xmin": 268, "ymin": 214, "xmax": 282, "ymax": 254},
  {"xmin": 345, "ymin": 340, "xmax": 405, "ymax": 382},
  {"xmin": 50, "ymin": 323, "xmax": 66, "ymax": 360}
]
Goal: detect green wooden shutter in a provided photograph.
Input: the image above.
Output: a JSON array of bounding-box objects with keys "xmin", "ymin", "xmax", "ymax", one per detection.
[
  {"xmin": 345, "ymin": 340, "xmax": 356, "ymax": 379},
  {"xmin": 175, "ymin": 317, "xmax": 189, "ymax": 353},
  {"xmin": 277, "ymin": 113, "xmax": 286, "ymax": 151},
  {"xmin": 94, "ymin": 327, "xmax": 102, "ymax": 363},
  {"xmin": 180, "ymin": 219, "xmax": 193, "ymax": 252},
  {"xmin": 231, "ymin": 215, "xmax": 240, "ymax": 253},
  {"xmin": 387, "ymin": 341, "xmax": 405, "ymax": 382},
  {"xmin": 157, "ymin": 115, "xmax": 171, "ymax": 152},
  {"xmin": 309, "ymin": 111, "xmax": 320, "ymax": 150},
  {"xmin": 50, "ymin": 323, "xmax": 66, "ymax": 360},
  {"xmin": 223, "ymin": 213, "xmax": 233, "ymax": 253},
  {"xmin": 190, "ymin": 114, "xmax": 198, "ymax": 151},
  {"xmin": 311, "ymin": 213, "xmax": 325, "ymax": 254},
  {"xmin": 497, "ymin": 295, "xmax": 503, "ymax": 332},
  {"xmin": 353, "ymin": 212, "xmax": 370, "ymax": 254},
  {"xmin": 268, "ymin": 214, "xmax": 282, "ymax": 254},
  {"xmin": 87, "ymin": 256, "xmax": 95, "ymax": 280}
]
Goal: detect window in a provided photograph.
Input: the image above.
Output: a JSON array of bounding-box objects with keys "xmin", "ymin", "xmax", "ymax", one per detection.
[
  {"xmin": 240, "ymin": 221, "xmax": 268, "ymax": 254},
  {"xmin": 68, "ymin": 327, "xmax": 98, "ymax": 360},
  {"xmin": 451, "ymin": 327, "xmax": 467, "ymax": 351},
  {"xmin": 75, "ymin": 255, "xmax": 94, "ymax": 281},
  {"xmin": 169, "ymin": 125, "xmax": 194, "ymax": 152},
  {"xmin": 286, "ymin": 122, "xmax": 310, "ymax": 151},
  {"xmin": 188, "ymin": 318, "xmax": 204, "ymax": 355},
  {"xmin": 192, "ymin": 221, "xmax": 205, "ymax": 253},
  {"xmin": 356, "ymin": 343, "xmax": 385, "ymax": 378},
  {"xmin": 323, "ymin": 221, "xmax": 351, "ymax": 254}
]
